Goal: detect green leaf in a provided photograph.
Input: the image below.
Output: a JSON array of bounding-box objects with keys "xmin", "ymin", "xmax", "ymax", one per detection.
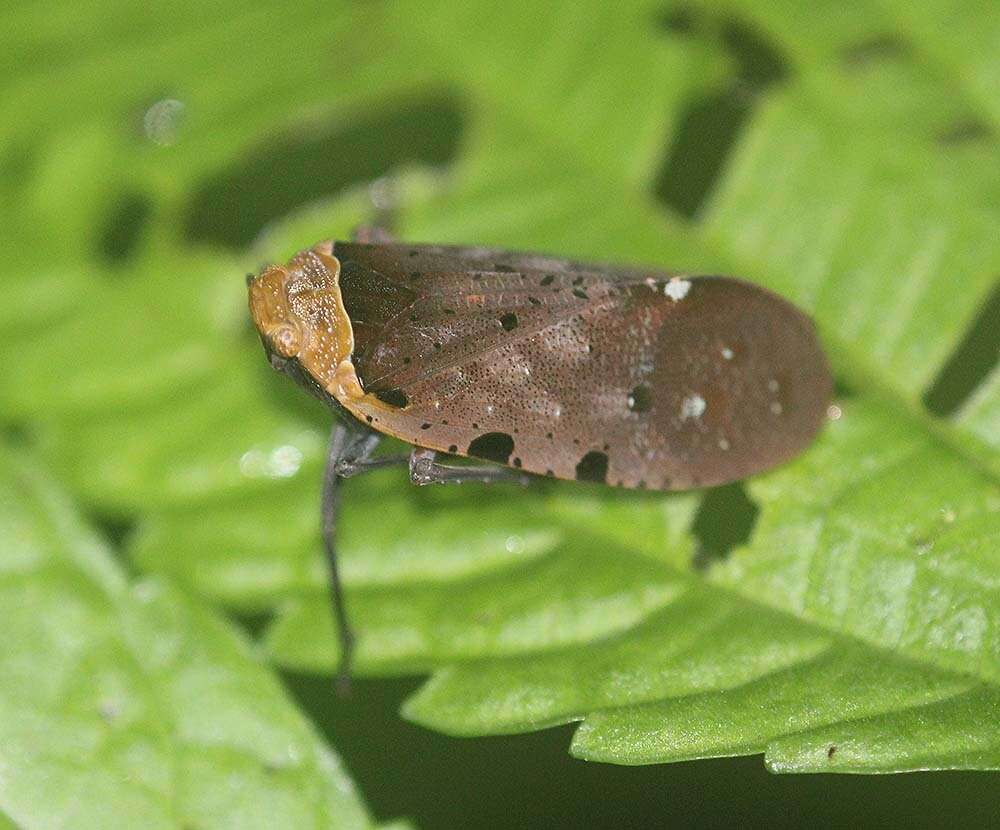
[
  {"xmin": 0, "ymin": 446, "xmax": 374, "ymax": 829},
  {"xmin": 1, "ymin": 0, "xmax": 997, "ymax": 778}
]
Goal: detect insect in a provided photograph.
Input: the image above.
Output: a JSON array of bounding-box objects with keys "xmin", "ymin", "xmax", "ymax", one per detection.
[{"xmin": 248, "ymin": 239, "xmax": 832, "ymax": 684}]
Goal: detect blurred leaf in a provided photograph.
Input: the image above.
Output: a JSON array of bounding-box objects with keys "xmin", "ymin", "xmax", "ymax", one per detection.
[
  {"xmin": 0, "ymin": 446, "xmax": 374, "ymax": 829},
  {"xmin": 0, "ymin": 0, "xmax": 997, "ymax": 778}
]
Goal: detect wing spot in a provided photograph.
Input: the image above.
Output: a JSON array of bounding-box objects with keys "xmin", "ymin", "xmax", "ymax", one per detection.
[
  {"xmin": 572, "ymin": 288, "xmax": 589, "ymax": 299},
  {"xmin": 664, "ymin": 277, "xmax": 691, "ymax": 301},
  {"xmin": 575, "ymin": 451, "xmax": 609, "ymax": 484},
  {"xmin": 540, "ymin": 274, "xmax": 555, "ymax": 286},
  {"xmin": 500, "ymin": 312, "xmax": 519, "ymax": 331},
  {"xmin": 373, "ymin": 388, "xmax": 408, "ymax": 408},
  {"xmin": 680, "ymin": 394, "xmax": 706, "ymax": 421},
  {"xmin": 467, "ymin": 432, "xmax": 515, "ymax": 464}
]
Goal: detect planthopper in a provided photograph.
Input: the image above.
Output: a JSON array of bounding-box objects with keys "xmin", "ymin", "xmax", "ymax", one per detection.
[{"xmin": 247, "ymin": 239, "xmax": 832, "ymax": 685}]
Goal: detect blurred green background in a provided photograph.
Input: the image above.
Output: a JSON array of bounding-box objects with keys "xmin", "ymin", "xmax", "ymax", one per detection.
[{"xmin": 2, "ymin": 0, "xmax": 998, "ymax": 828}]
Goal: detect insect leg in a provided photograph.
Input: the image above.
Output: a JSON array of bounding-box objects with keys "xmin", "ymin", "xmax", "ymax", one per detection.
[
  {"xmin": 409, "ymin": 447, "xmax": 532, "ymax": 487},
  {"xmin": 332, "ymin": 431, "xmax": 408, "ymax": 477},
  {"xmin": 321, "ymin": 422, "xmax": 399, "ymax": 693}
]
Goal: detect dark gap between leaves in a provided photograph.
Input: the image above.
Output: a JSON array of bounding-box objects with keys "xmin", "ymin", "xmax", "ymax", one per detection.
[
  {"xmin": 184, "ymin": 92, "xmax": 465, "ymax": 249},
  {"xmin": 234, "ymin": 610, "xmax": 276, "ymax": 640},
  {"xmin": 97, "ymin": 190, "xmax": 154, "ymax": 264},
  {"xmin": 923, "ymin": 280, "xmax": 1000, "ymax": 417},
  {"xmin": 89, "ymin": 511, "xmax": 145, "ymax": 583},
  {"xmin": 690, "ymin": 481, "xmax": 759, "ymax": 569},
  {"xmin": 654, "ymin": 13, "xmax": 790, "ymax": 219},
  {"xmin": 90, "ymin": 513, "xmax": 138, "ymax": 552},
  {"xmin": 833, "ymin": 377, "xmax": 857, "ymax": 399},
  {"xmin": 282, "ymin": 672, "xmax": 1000, "ymax": 829}
]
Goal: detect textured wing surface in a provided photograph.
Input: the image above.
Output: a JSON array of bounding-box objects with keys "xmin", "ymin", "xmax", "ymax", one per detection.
[{"xmin": 334, "ymin": 243, "xmax": 831, "ymax": 490}]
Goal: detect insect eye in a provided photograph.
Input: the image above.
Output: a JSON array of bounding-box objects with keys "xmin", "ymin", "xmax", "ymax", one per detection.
[{"xmin": 271, "ymin": 324, "xmax": 301, "ymax": 357}]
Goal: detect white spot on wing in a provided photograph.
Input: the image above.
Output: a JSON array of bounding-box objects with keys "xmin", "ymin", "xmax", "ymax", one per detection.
[
  {"xmin": 664, "ymin": 277, "xmax": 692, "ymax": 302},
  {"xmin": 680, "ymin": 394, "xmax": 706, "ymax": 421},
  {"xmin": 721, "ymin": 347, "xmax": 734, "ymax": 360}
]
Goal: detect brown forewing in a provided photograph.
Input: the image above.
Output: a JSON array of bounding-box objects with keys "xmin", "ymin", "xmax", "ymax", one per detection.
[{"xmin": 333, "ymin": 242, "xmax": 831, "ymax": 490}]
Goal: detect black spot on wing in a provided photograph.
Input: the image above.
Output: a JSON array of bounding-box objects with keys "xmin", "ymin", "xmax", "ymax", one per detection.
[
  {"xmin": 372, "ymin": 388, "xmax": 408, "ymax": 408},
  {"xmin": 467, "ymin": 432, "xmax": 515, "ymax": 464},
  {"xmin": 575, "ymin": 451, "xmax": 609, "ymax": 483}
]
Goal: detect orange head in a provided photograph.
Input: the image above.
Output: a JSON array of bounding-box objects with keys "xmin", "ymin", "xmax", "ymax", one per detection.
[{"xmin": 247, "ymin": 242, "xmax": 364, "ymax": 400}]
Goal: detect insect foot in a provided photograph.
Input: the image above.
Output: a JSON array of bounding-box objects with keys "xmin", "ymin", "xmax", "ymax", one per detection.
[{"xmin": 409, "ymin": 448, "xmax": 438, "ymax": 486}]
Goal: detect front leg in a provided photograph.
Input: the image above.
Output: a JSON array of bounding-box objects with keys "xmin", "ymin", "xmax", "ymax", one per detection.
[
  {"xmin": 321, "ymin": 422, "xmax": 406, "ymax": 694},
  {"xmin": 409, "ymin": 447, "xmax": 532, "ymax": 486},
  {"xmin": 333, "ymin": 430, "xmax": 408, "ymax": 478}
]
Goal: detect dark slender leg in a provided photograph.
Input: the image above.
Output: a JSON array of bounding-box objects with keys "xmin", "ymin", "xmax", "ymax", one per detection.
[
  {"xmin": 321, "ymin": 422, "xmax": 406, "ymax": 694},
  {"xmin": 321, "ymin": 431, "xmax": 527, "ymax": 694},
  {"xmin": 333, "ymin": 432, "xmax": 407, "ymax": 477},
  {"xmin": 409, "ymin": 447, "xmax": 532, "ymax": 486}
]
